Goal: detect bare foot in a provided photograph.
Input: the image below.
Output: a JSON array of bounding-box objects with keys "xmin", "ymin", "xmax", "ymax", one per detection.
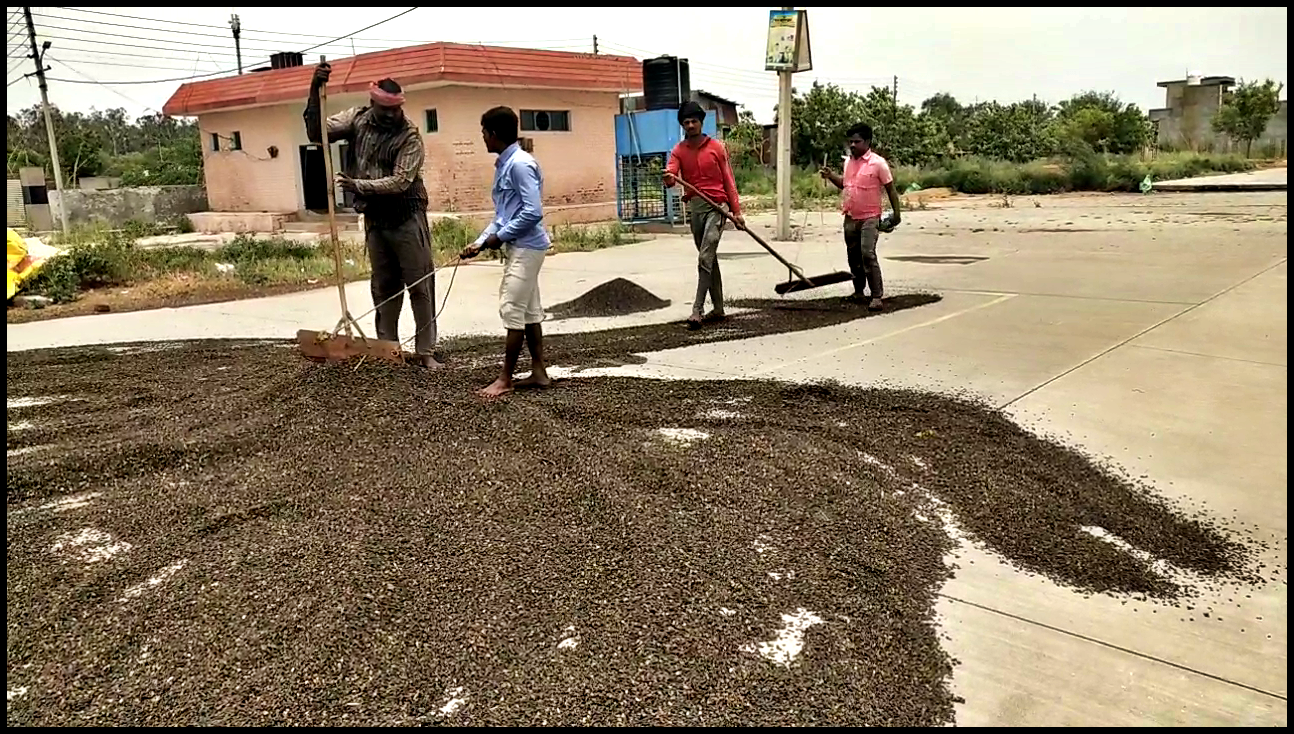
[
  {"xmin": 478, "ymin": 378, "xmax": 513, "ymax": 398},
  {"xmin": 514, "ymin": 370, "xmax": 552, "ymax": 389}
]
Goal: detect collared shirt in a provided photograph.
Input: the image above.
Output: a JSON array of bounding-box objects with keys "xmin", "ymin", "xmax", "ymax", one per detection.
[
  {"xmin": 305, "ymin": 104, "xmax": 425, "ymax": 198},
  {"xmin": 841, "ymin": 149, "xmax": 893, "ymax": 220},
  {"xmin": 665, "ymin": 136, "xmax": 742, "ymax": 215},
  {"xmin": 475, "ymin": 142, "xmax": 550, "ymax": 251}
]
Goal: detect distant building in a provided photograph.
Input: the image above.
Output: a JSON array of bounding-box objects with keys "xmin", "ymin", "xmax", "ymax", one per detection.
[
  {"xmin": 619, "ymin": 89, "xmax": 742, "ymax": 131},
  {"xmin": 1149, "ymin": 74, "xmax": 1287, "ymax": 155},
  {"xmin": 161, "ymin": 43, "xmax": 641, "ymax": 221}
]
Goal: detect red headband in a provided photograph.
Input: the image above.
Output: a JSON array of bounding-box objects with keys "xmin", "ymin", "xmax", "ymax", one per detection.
[{"xmin": 369, "ymin": 82, "xmax": 405, "ymax": 107}]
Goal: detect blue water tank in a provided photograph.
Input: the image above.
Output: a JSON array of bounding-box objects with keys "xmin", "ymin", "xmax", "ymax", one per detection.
[{"xmin": 614, "ymin": 108, "xmax": 718, "ymax": 157}]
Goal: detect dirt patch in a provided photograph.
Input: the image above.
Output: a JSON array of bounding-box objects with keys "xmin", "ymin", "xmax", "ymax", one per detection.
[
  {"xmin": 6, "ymin": 303, "xmax": 1277, "ymax": 727},
  {"xmin": 887, "ymin": 256, "xmax": 988, "ymax": 265},
  {"xmin": 546, "ymin": 278, "xmax": 671, "ymax": 320},
  {"xmin": 7, "ymin": 279, "xmax": 357, "ymax": 324},
  {"xmin": 1016, "ymin": 228, "xmax": 1110, "ymax": 234}
]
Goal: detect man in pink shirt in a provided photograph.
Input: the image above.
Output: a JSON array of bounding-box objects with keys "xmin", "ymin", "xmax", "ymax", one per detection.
[
  {"xmin": 820, "ymin": 122, "xmax": 901, "ymax": 311},
  {"xmin": 663, "ymin": 101, "xmax": 745, "ymax": 330}
]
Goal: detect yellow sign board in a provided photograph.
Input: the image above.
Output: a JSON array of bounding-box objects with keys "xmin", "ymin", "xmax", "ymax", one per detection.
[{"xmin": 764, "ymin": 9, "xmax": 812, "ymax": 73}]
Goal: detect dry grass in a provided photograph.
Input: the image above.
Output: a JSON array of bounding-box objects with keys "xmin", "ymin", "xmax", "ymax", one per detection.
[{"xmin": 9, "ymin": 220, "xmax": 642, "ymax": 324}]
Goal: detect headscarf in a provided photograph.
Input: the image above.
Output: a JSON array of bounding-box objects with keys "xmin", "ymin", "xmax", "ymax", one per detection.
[{"xmin": 369, "ymin": 81, "xmax": 406, "ymax": 107}]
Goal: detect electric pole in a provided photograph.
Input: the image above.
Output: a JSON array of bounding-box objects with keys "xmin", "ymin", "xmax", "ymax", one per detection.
[
  {"xmin": 230, "ymin": 14, "xmax": 243, "ymax": 75},
  {"xmin": 775, "ymin": 6, "xmax": 794, "ymax": 241},
  {"xmin": 891, "ymin": 75, "xmax": 898, "ymax": 132},
  {"xmin": 592, "ymin": 34, "xmax": 598, "ymax": 55},
  {"xmin": 22, "ymin": 6, "xmax": 68, "ymax": 236}
]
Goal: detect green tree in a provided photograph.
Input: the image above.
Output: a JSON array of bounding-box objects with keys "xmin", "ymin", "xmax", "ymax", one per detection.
[
  {"xmin": 1212, "ymin": 78, "xmax": 1284, "ymax": 157},
  {"xmin": 6, "ymin": 104, "xmax": 202, "ymax": 187},
  {"xmin": 958, "ymin": 100, "xmax": 1057, "ymax": 162},
  {"xmin": 1052, "ymin": 91, "xmax": 1152, "ymax": 155},
  {"xmin": 785, "ymin": 81, "xmax": 868, "ymax": 168},
  {"xmin": 723, "ymin": 109, "xmax": 767, "ymax": 168}
]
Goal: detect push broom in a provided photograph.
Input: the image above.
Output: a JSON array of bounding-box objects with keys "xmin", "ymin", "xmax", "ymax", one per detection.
[{"xmin": 671, "ymin": 176, "xmax": 853, "ymax": 296}]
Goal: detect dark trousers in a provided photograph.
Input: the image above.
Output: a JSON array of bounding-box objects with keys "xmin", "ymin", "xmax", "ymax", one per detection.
[
  {"xmin": 366, "ymin": 213, "xmax": 436, "ymax": 355},
  {"xmin": 687, "ymin": 198, "xmax": 726, "ymax": 316},
  {"xmin": 843, "ymin": 215, "xmax": 883, "ymax": 298}
]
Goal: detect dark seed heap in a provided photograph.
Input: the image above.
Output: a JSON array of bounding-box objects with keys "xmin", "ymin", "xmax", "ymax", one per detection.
[
  {"xmin": 546, "ymin": 278, "xmax": 671, "ymax": 319},
  {"xmin": 5, "ymin": 299, "xmax": 1273, "ymax": 727}
]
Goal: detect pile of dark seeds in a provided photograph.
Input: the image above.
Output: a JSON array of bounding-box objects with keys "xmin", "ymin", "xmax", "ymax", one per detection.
[
  {"xmin": 5, "ymin": 296, "xmax": 1275, "ymax": 727},
  {"xmin": 546, "ymin": 278, "xmax": 671, "ymax": 319}
]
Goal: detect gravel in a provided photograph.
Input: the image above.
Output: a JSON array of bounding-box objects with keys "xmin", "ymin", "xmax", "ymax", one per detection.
[
  {"xmin": 547, "ymin": 278, "xmax": 671, "ymax": 319},
  {"xmin": 6, "ymin": 295, "xmax": 1276, "ymax": 726}
]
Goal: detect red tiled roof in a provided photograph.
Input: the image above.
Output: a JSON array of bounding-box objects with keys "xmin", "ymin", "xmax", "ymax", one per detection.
[{"xmin": 162, "ymin": 43, "xmax": 643, "ymax": 116}]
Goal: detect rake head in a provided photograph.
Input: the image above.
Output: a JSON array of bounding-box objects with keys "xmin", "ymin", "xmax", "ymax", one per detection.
[{"xmin": 296, "ymin": 329, "xmax": 404, "ymax": 364}]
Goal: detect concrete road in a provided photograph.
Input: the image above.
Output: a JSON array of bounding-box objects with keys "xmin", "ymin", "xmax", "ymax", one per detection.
[
  {"xmin": 6, "ymin": 190, "xmax": 1288, "ymax": 726},
  {"xmin": 1156, "ymin": 166, "xmax": 1287, "ymax": 192}
]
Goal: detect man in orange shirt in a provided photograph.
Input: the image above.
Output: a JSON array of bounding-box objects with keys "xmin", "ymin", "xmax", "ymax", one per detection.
[
  {"xmin": 820, "ymin": 122, "xmax": 902, "ymax": 311},
  {"xmin": 663, "ymin": 101, "xmax": 745, "ymax": 330}
]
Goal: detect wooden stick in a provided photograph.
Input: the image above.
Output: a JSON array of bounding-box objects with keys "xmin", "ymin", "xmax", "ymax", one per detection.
[
  {"xmin": 672, "ymin": 175, "xmax": 811, "ymax": 284},
  {"xmin": 317, "ymin": 55, "xmax": 352, "ymax": 336}
]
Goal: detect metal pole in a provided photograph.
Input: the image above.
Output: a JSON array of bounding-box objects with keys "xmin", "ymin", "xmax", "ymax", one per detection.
[
  {"xmin": 230, "ymin": 14, "xmax": 243, "ymax": 75},
  {"xmin": 23, "ymin": 7, "xmax": 68, "ymax": 236},
  {"xmin": 775, "ymin": 7, "xmax": 794, "ymax": 241}
]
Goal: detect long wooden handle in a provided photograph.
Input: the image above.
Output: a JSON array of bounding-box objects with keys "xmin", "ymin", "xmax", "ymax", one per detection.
[
  {"xmin": 672, "ymin": 175, "xmax": 810, "ymax": 283},
  {"xmin": 317, "ymin": 55, "xmax": 351, "ymax": 335}
]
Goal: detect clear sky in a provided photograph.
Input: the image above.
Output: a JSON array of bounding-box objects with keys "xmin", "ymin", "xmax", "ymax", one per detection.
[{"xmin": 5, "ymin": 7, "xmax": 1288, "ymax": 123}]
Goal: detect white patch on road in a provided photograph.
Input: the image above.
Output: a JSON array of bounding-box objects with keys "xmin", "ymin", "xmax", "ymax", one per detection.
[
  {"xmin": 7, "ymin": 445, "xmax": 49, "ymax": 458},
  {"xmin": 8, "ymin": 420, "xmax": 34, "ymax": 432},
  {"xmin": 106, "ymin": 344, "xmax": 179, "ymax": 356},
  {"xmin": 557, "ymin": 625, "xmax": 580, "ymax": 650},
  {"xmin": 7, "ymin": 396, "xmax": 65, "ymax": 409},
  {"xmin": 11, "ymin": 491, "xmax": 102, "ymax": 517},
  {"xmin": 118, "ymin": 560, "xmax": 187, "ymax": 602},
  {"xmin": 860, "ymin": 452, "xmax": 898, "ymax": 479},
  {"xmin": 49, "ymin": 528, "xmax": 132, "ymax": 563},
  {"xmin": 740, "ymin": 609, "xmax": 825, "ymax": 668},
  {"xmin": 1080, "ymin": 526, "xmax": 1190, "ymax": 583},
  {"xmin": 438, "ymin": 687, "xmax": 468, "ymax": 715},
  {"xmin": 7, "ymin": 686, "xmax": 29, "ymax": 701},
  {"xmin": 655, "ymin": 427, "xmax": 710, "ymax": 446},
  {"xmin": 701, "ymin": 408, "xmax": 744, "ymax": 420},
  {"xmin": 719, "ymin": 607, "xmax": 737, "ymax": 617},
  {"xmin": 767, "ymin": 570, "xmax": 796, "ymax": 581},
  {"xmin": 910, "ymin": 455, "xmax": 929, "ymax": 470},
  {"xmin": 753, "ymin": 535, "xmax": 774, "ymax": 555}
]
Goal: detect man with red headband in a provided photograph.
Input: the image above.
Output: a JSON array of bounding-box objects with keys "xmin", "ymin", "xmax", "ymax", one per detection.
[{"xmin": 304, "ymin": 61, "xmax": 441, "ymax": 368}]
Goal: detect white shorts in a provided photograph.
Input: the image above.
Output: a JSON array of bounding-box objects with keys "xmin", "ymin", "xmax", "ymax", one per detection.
[{"xmin": 499, "ymin": 245, "xmax": 546, "ymax": 330}]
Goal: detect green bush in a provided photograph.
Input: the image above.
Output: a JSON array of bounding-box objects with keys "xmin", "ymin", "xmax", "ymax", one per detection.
[
  {"xmin": 215, "ymin": 235, "xmax": 317, "ymax": 264},
  {"xmin": 744, "ymin": 151, "xmax": 1255, "ymax": 199}
]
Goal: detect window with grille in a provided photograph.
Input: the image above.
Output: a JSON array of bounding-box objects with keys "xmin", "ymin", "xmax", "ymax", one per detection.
[
  {"xmin": 425, "ymin": 109, "xmax": 439, "ymax": 133},
  {"xmin": 520, "ymin": 110, "xmax": 570, "ymax": 132},
  {"xmin": 230, "ymin": 131, "xmax": 242, "ymax": 151}
]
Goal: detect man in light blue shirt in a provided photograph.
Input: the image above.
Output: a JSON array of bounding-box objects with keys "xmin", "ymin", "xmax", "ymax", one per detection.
[{"xmin": 461, "ymin": 106, "xmax": 552, "ymax": 398}]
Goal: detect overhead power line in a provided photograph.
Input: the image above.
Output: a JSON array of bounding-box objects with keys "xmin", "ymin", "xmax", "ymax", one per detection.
[{"xmin": 42, "ymin": 7, "xmax": 421, "ymax": 86}]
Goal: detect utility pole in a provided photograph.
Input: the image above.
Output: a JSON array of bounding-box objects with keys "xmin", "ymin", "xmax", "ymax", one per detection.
[
  {"xmin": 891, "ymin": 75, "xmax": 898, "ymax": 132},
  {"xmin": 592, "ymin": 34, "xmax": 598, "ymax": 55},
  {"xmin": 774, "ymin": 6, "xmax": 794, "ymax": 241},
  {"xmin": 22, "ymin": 6, "xmax": 68, "ymax": 236},
  {"xmin": 230, "ymin": 14, "xmax": 243, "ymax": 75}
]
